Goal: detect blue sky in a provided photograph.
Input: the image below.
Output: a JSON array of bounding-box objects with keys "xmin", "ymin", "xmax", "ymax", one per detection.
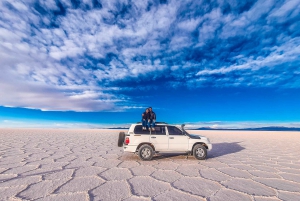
[{"xmin": 0, "ymin": 0, "xmax": 300, "ymax": 128}]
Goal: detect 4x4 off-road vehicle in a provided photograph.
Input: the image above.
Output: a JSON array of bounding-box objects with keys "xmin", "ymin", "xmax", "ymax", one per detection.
[{"xmin": 118, "ymin": 122, "xmax": 212, "ymax": 160}]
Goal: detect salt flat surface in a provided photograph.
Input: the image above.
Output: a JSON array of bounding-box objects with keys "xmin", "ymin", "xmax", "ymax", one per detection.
[{"xmin": 0, "ymin": 129, "xmax": 300, "ymax": 201}]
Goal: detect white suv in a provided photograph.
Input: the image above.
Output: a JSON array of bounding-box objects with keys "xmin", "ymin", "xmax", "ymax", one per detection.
[{"xmin": 118, "ymin": 122, "xmax": 212, "ymax": 160}]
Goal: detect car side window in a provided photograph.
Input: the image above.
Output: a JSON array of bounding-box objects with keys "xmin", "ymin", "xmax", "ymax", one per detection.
[
  {"xmin": 134, "ymin": 125, "xmax": 150, "ymax": 134},
  {"xmin": 151, "ymin": 126, "xmax": 166, "ymax": 135},
  {"xmin": 168, "ymin": 126, "xmax": 184, "ymax": 135}
]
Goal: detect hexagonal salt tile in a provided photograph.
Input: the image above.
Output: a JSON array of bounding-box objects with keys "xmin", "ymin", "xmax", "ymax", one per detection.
[
  {"xmin": 200, "ymin": 169, "xmax": 231, "ymax": 182},
  {"xmin": 218, "ymin": 167, "xmax": 252, "ymax": 178},
  {"xmin": 57, "ymin": 176, "xmax": 104, "ymax": 193},
  {"xmin": 92, "ymin": 180, "xmax": 130, "ymax": 201},
  {"xmin": 130, "ymin": 165, "xmax": 156, "ymax": 176},
  {"xmin": 223, "ymin": 178, "xmax": 276, "ymax": 196},
  {"xmin": 254, "ymin": 178, "xmax": 300, "ymax": 192},
  {"xmin": 154, "ymin": 189, "xmax": 204, "ymax": 201},
  {"xmin": 248, "ymin": 170, "xmax": 281, "ymax": 178},
  {"xmin": 35, "ymin": 192, "xmax": 88, "ymax": 201},
  {"xmin": 100, "ymin": 168, "xmax": 132, "ymax": 181},
  {"xmin": 151, "ymin": 170, "xmax": 182, "ymax": 183},
  {"xmin": 278, "ymin": 190, "xmax": 300, "ymax": 201},
  {"xmin": 118, "ymin": 161, "xmax": 140, "ymax": 168},
  {"xmin": 75, "ymin": 166, "xmax": 106, "ymax": 177},
  {"xmin": 173, "ymin": 177, "xmax": 221, "ymax": 197},
  {"xmin": 253, "ymin": 196, "xmax": 281, "ymax": 201},
  {"xmin": 43, "ymin": 169, "xmax": 74, "ymax": 180},
  {"xmin": 94, "ymin": 159, "xmax": 121, "ymax": 168},
  {"xmin": 175, "ymin": 164, "xmax": 205, "ymax": 177},
  {"xmin": 18, "ymin": 179, "xmax": 69, "ymax": 200},
  {"xmin": 0, "ymin": 186, "xmax": 27, "ymax": 200},
  {"xmin": 129, "ymin": 176, "xmax": 170, "ymax": 197},
  {"xmin": 228, "ymin": 164, "xmax": 257, "ymax": 171},
  {"xmin": 278, "ymin": 173, "xmax": 300, "ymax": 183},
  {"xmin": 209, "ymin": 188, "xmax": 252, "ymax": 201},
  {"xmin": 0, "ymin": 176, "xmax": 41, "ymax": 188},
  {"xmin": 123, "ymin": 196, "xmax": 151, "ymax": 201}
]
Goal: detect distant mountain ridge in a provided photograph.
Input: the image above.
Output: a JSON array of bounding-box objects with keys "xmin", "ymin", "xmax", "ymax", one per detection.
[{"xmin": 193, "ymin": 126, "xmax": 300, "ymax": 131}]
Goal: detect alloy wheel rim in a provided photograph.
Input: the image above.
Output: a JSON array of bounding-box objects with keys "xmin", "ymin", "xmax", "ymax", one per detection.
[
  {"xmin": 196, "ymin": 148, "xmax": 204, "ymax": 157},
  {"xmin": 142, "ymin": 148, "xmax": 151, "ymax": 158}
]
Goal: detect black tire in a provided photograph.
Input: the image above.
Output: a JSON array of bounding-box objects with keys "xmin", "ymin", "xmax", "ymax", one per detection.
[
  {"xmin": 117, "ymin": 132, "xmax": 125, "ymax": 147},
  {"xmin": 138, "ymin": 144, "xmax": 154, "ymax": 161},
  {"xmin": 193, "ymin": 144, "xmax": 207, "ymax": 160}
]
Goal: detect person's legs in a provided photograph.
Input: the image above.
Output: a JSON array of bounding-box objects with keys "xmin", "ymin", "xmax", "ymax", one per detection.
[
  {"xmin": 151, "ymin": 121, "xmax": 156, "ymax": 131},
  {"xmin": 147, "ymin": 120, "xmax": 152, "ymax": 130},
  {"xmin": 142, "ymin": 120, "xmax": 147, "ymax": 130}
]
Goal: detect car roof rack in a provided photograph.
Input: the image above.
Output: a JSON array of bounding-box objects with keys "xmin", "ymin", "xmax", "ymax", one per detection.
[{"xmin": 136, "ymin": 122, "xmax": 168, "ymax": 124}]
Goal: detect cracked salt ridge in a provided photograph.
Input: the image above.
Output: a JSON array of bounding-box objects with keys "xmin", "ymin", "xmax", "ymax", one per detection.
[{"xmin": 1, "ymin": 129, "xmax": 300, "ymax": 201}]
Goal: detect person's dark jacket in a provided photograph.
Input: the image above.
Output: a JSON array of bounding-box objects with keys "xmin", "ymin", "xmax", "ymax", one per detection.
[
  {"xmin": 149, "ymin": 111, "xmax": 156, "ymax": 121},
  {"xmin": 142, "ymin": 112, "xmax": 149, "ymax": 120}
]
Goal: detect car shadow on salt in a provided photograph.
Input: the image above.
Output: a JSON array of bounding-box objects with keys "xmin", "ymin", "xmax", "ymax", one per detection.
[
  {"xmin": 153, "ymin": 153, "xmax": 192, "ymax": 160},
  {"xmin": 208, "ymin": 142, "xmax": 245, "ymax": 158}
]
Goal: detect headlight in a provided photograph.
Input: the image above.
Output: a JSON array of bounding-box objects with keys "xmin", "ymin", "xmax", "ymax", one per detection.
[{"xmin": 207, "ymin": 138, "xmax": 210, "ymax": 143}]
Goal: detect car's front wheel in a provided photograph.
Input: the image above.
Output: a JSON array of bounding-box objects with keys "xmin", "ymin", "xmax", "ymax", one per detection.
[
  {"xmin": 193, "ymin": 144, "xmax": 207, "ymax": 160},
  {"xmin": 138, "ymin": 144, "xmax": 154, "ymax": 161}
]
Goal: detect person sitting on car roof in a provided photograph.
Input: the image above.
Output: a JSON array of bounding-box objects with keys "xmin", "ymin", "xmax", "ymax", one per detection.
[
  {"xmin": 141, "ymin": 108, "xmax": 149, "ymax": 131},
  {"xmin": 148, "ymin": 107, "xmax": 156, "ymax": 131}
]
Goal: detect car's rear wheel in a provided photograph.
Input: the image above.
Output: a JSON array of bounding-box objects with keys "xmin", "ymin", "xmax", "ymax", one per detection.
[
  {"xmin": 138, "ymin": 144, "xmax": 154, "ymax": 161},
  {"xmin": 193, "ymin": 144, "xmax": 207, "ymax": 160},
  {"xmin": 117, "ymin": 132, "xmax": 125, "ymax": 147}
]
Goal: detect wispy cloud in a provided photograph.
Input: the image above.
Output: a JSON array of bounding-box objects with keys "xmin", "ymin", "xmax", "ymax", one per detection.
[
  {"xmin": 184, "ymin": 121, "xmax": 300, "ymax": 129},
  {"xmin": 0, "ymin": 0, "xmax": 299, "ymax": 111}
]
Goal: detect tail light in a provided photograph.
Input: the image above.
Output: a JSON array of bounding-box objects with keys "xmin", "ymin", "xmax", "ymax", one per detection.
[{"xmin": 125, "ymin": 137, "xmax": 130, "ymax": 145}]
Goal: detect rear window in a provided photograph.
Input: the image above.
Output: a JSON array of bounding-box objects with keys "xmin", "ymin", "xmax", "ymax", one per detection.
[
  {"xmin": 151, "ymin": 126, "xmax": 166, "ymax": 135},
  {"xmin": 134, "ymin": 125, "xmax": 150, "ymax": 134},
  {"xmin": 134, "ymin": 125, "xmax": 166, "ymax": 135}
]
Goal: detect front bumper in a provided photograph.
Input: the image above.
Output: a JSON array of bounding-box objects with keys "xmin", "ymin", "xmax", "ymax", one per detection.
[{"xmin": 207, "ymin": 143, "xmax": 212, "ymax": 150}]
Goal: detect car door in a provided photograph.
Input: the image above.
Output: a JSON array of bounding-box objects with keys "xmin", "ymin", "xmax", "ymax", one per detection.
[
  {"xmin": 167, "ymin": 126, "xmax": 189, "ymax": 151},
  {"xmin": 149, "ymin": 126, "xmax": 169, "ymax": 151}
]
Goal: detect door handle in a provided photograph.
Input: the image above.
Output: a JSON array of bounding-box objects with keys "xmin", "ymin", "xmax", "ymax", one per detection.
[
  {"xmin": 169, "ymin": 137, "xmax": 174, "ymax": 139},
  {"xmin": 151, "ymin": 136, "xmax": 156, "ymax": 138}
]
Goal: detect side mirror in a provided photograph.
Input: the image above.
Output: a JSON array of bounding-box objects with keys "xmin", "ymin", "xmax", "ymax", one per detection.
[{"xmin": 181, "ymin": 124, "xmax": 185, "ymax": 134}]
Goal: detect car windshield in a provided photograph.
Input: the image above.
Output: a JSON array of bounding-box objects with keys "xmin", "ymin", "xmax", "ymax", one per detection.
[{"xmin": 177, "ymin": 126, "xmax": 191, "ymax": 136}]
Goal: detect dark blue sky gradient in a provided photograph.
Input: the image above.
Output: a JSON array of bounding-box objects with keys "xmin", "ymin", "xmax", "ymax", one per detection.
[{"xmin": 0, "ymin": 0, "xmax": 300, "ymax": 128}]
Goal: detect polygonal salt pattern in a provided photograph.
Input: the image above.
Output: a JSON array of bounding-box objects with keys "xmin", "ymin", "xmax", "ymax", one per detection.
[
  {"xmin": 91, "ymin": 180, "xmax": 131, "ymax": 201},
  {"xmin": 253, "ymin": 197, "xmax": 281, "ymax": 201},
  {"xmin": 278, "ymin": 172, "xmax": 300, "ymax": 183},
  {"xmin": 0, "ymin": 186, "xmax": 27, "ymax": 200},
  {"xmin": 1, "ymin": 129, "xmax": 300, "ymax": 201},
  {"xmin": 248, "ymin": 170, "xmax": 281, "ymax": 178},
  {"xmin": 209, "ymin": 188, "xmax": 252, "ymax": 201},
  {"xmin": 151, "ymin": 170, "xmax": 182, "ymax": 183},
  {"xmin": 217, "ymin": 167, "xmax": 252, "ymax": 178},
  {"xmin": 129, "ymin": 176, "xmax": 170, "ymax": 197},
  {"xmin": 100, "ymin": 167, "xmax": 132, "ymax": 181},
  {"xmin": 278, "ymin": 190, "xmax": 300, "ymax": 201},
  {"xmin": 173, "ymin": 177, "xmax": 221, "ymax": 197},
  {"xmin": 35, "ymin": 192, "xmax": 89, "ymax": 201},
  {"xmin": 17, "ymin": 179, "xmax": 69, "ymax": 200},
  {"xmin": 254, "ymin": 178, "xmax": 300, "ymax": 192},
  {"xmin": 130, "ymin": 165, "xmax": 156, "ymax": 176},
  {"xmin": 153, "ymin": 189, "xmax": 204, "ymax": 201},
  {"xmin": 200, "ymin": 168, "xmax": 231, "ymax": 182},
  {"xmin": 175, "ymin": 164, "xmax": 206, "ymax": 176},
  {"xmin": 56, "ymin": 176, "xmax": 104, "ymax": 193},
  {"xmin": 223, "ymin": 178, "xmax": 276, "ymax": 196}
]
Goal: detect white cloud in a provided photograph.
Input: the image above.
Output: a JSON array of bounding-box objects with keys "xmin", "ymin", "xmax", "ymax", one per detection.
[
  {"xmin": 185, "ymin": 121, "xmax": 300, "ymax": 129},
  {"xmin": 0, "ymin": 0, "xmax": 299, "ymax": 112}
]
